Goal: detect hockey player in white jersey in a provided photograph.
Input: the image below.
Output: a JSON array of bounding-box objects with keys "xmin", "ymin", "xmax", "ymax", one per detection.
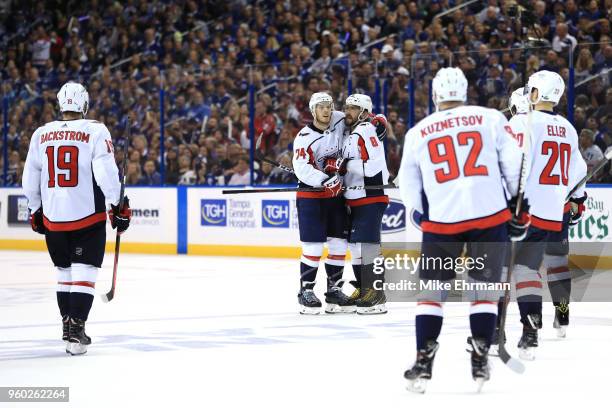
[
  {"xmin": 505, "ymin": 72, "xmax": 587, "ymax": 359},
  {"xmin": 398, "ymin": 67, "xmax": 526, "ymax": 392},
  {"xmin": 323, "ymin": 94, "xmax": 389, "ymax": 314},
  {"xmin": 22, "ymin": 82, "xmax": 132, "ymax": 355},
  {"xmin": 292, "ymin": 92, "xmax": 353, "ymax": 314}
]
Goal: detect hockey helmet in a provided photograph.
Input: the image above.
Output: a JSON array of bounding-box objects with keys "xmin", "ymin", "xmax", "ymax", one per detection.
[{"xmin": 57, "ymin": 82, "xmax": 89, "ymax": 116}]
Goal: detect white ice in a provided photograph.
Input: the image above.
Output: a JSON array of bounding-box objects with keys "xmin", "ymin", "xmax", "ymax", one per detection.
[{"xmin": 1, "ymin": 250, "xmax": 611, "ymax": 408}]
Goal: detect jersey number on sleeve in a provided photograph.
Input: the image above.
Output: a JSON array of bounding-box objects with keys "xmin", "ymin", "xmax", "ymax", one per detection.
[
  {"xmin": 46, "ymin": 146, "xmax": 79, "ymax": 188},
  {"xmin": 427, "ymin": 131, "xmax": 489, "ymax": 183},
  {"xmin": 539, "ymin": 141, "xmax": 570, "ymax": 186}
]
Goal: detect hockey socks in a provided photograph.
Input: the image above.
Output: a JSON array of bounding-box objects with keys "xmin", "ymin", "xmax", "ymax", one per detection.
[
  {"xmin": 469, "ymin": 302, "xmax": 497, "ymax": 346},
  {"xmin": 415, "ymin": 314, "xmax": 443, "ymax": 350},
  {"xmin": 70, "ymin": 293, "xmax": 94, "ymax": 321},
  {"xmin": 57, "ymin": 291, "xmax": 70, "ymax": 317}
]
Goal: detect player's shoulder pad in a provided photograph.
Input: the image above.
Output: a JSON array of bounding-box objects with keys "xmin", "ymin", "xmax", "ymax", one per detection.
[{"xmin": 296, "ymin": 126, "xmax": 313, "ymax": 138}]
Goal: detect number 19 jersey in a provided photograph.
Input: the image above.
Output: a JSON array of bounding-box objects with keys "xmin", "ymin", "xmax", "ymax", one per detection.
[
  {"xmin": 22, "ymin": 119, "xmax": 121, "ymax": 231},
  {"xmin": 399, "ymin": 105, "xmax": 522, "ymax": 234}
]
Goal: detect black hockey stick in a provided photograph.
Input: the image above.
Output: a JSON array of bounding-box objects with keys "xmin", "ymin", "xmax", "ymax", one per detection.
[
  {"xmin": 496, "ymin": 104, "xmax": 531, "ymax": 374},
  {"xmin": 101, "ymin": 118, "xmax": 130, "ymax": 303},
  {"xmin": 222, "ymin": 182, "xmax": 398, "ymax": 195},
  {"xmin": 255, "ymin": 132, "xmax": 295, "ymax": 174},
  {"xmin": 565, "ymin": 148, "xmax": 612, "ymax": 201}
]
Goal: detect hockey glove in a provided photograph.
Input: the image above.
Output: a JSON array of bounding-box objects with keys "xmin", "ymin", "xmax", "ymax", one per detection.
[
  {"xmin": 370, "ymin": 114, "xmax": 388, "ymax": 141},
  {"xmin": 568, "ymin": 193, "xmax": 587, "ymax": 226},
  {"xmin": 30, "ymin": 207, "xmax": 45, "ymax": 235},
  {"xmin": 508, "ymin": 196, "xmax": 531, "ymax": 241},
  {"xmin": 323, "ymin": 157, "xmax": 348, "ymax": 175},
  {"xmin": 109, "ymin": 196, "xmax": 132, "ymax": 235},
  {"xmin": 323, "ymin": 175, "xmax": 343, "ymax": 197}
]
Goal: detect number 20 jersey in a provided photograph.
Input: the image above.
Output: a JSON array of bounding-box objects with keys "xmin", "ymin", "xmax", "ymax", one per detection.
[
  {"xmin": 399, "ymin": 105, "xmax": 522, "ymax": 234},
  {"xmin": 22, "ymin": 119, "xmax": 121, "ymax": 231},
  {"xmin": 510, "ymin": 111, "xmax": 587, "ymax": 231}
]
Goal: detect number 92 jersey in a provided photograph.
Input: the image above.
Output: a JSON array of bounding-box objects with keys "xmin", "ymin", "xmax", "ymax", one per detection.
[
  {"xmin": 22, "ymin": 119, "xmax": 121, "ymax": 231},
  {"xmin": 399, "ymin": 105, "xmax": 522, "ymax": 234}
]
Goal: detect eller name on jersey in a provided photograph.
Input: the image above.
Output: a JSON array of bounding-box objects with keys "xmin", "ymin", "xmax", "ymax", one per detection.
[
  {"xmin": 22, "ymin": 119, "xmax": 121, "ymax": 232},
  {"xmin": 509, "ymin": 110, "xmax": 587, "ymax": 231}
]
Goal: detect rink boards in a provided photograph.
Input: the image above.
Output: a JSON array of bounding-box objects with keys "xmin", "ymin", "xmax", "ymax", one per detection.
[{"xmin": 0, "ymin": 186, "xmax": 610, "ymax": 267}]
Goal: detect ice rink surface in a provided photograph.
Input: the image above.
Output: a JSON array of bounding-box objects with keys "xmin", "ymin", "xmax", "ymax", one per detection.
[{"xmin": 1, "ymin": 250, "xmax": 611, "ymax": 407}]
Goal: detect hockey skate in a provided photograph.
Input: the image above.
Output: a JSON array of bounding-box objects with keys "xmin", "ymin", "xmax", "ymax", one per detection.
[
  {"xmin": 356, "ymin": 288, "xmax": 387, "ymax": 315},
  {"xmin": 467, "ymin": 337, "xmax": 491, "ymax": 392},
  {"xmin": 62, "ymin": 315, "xmax": 70, "ymax": 344},
  {"xmin": 553, "ymin": 302, "xmax": 569, "ymax": 338},
  {"xmin": 518, "ymin": 314, "xmax": 541, "ymax": 360},
  {"xmin": 298, "ymin": 289, "xmax": 322, "ymax": 315},
  {"xmin": 66, "ymin": 318, "xmax": 91, "ymax": 356},
  {"xmin": 324, "ymin": 286, "xmax": 356, "ymax": 313},
  {"xmin": 404, "ymin": 341, "xmax": 439, "ymax": 393}
]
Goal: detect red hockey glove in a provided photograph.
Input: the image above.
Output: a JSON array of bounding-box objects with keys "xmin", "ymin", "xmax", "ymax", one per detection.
[
  {"xmin": 370, "ymin": 114, "xmax": 388, "ymax": 141},
  {"xmin": 323, "ymin": 157, "xmax": 347, "ymax": 175},
  {"xmin": 323, "ymin": 175, "xmax": 343, "ymax": 197},
  {"xmin": 508, "ymin": 196, "xmax": 531, "ymax": 241},
  {"xmin": 569, "ymin": 193, "xmax": 587, "ymax": 226},
  {"xmin": 108, "ymin": 196, "xmax": 132, "ymax": 235},
  {"xmin": 30, "ymin": 207, "xmax": 45, "ymax": 235}
]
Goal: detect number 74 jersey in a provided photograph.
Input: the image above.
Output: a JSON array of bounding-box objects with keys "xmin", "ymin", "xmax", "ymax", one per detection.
[
  {"xmin": 399, "ymin": 105, "xmax": 522, "ymax": 234},
  {"xmin": 510, "ymin": 111, "xmax": 587, "ymax": 231},
  {"xmin": 22, "ymin": 119, "xmax": 121, "ymax": 231}
]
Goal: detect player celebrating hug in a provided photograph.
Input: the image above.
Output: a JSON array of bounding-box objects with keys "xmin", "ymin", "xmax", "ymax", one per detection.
[
  {"xmin": 22, "ymin": 82, "xmax": 132, "ymax": 355},
  {"xmin": 504, "ymin": 71, "xmax": 587, "ymax": 360},
  {"xmin": 398, "ymin": 67, "xmax": 524, "ymax": 392},
  {"xmin": 292, "ymin": 92, "xmax": 353, "ymax": 314},
  {"xmin": 323, "ymin": 94, "xmax": 390, "ymax": 314}
]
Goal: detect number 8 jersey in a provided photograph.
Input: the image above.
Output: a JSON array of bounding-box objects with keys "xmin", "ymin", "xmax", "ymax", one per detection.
[
  {"xmin": 22, "ymin": 119, "xmax": 121, "ymax": 231},
  {"xmin": 399, "ymin": 105, "xmax": 522, "ymax": 234},
  {"xmin": 510, "ymin": 110, "xmax": 587, "ymax": 231}
]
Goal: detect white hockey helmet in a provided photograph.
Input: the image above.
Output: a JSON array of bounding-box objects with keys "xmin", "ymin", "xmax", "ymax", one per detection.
[
  {"xmin": 432, "ymin": 67, "xmax": 468, "ymax": 107},
  {"xmin": 57, "ymin": 82, "xmax": 89, "ymax": 116},
  {"xmin": 527, "ymin": 70, "xmax": 564, "ymax": 106},
  {"xmin": 345, "ymin": 93, "xmax": 373, "ymax": 114},
  {"xmin": 309, "ymin": 92, "xmax": 334, "ymax": 116},
  {"xmin": 508, "ymin": 88, "xmax": 530, "ymax": 116}
]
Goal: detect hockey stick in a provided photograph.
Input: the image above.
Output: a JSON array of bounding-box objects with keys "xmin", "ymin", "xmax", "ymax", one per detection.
[
  {"xmin": 222, "ymin": 183, "xmax": 398, "ymax": 195},
  {"xmin": 255, "ymin": 132, "xmax": 295, "ymax": 174},
  {"xmin": 101, "ymin": 118, "xmax": 130, "ymax": 303},
  {"xmin": 565, "ymin": 148, "xmax": 612, "ymax": 201},
  {"xmin": 496, "ymin": 100, "xmax": 532, "ymax": 374}
]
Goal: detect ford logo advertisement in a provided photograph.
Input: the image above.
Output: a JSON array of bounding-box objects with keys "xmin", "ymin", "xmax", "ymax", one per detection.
[{"xmin": 381, "ymin": 199, "xmax": 406, "ymax": 234}]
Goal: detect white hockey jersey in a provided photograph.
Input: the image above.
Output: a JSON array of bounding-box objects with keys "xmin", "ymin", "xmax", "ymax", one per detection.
[
  {"xmin": 509, "ymin": 110, "xmax": 587, "ymax": 231},
  {"xmin": 341, "ymin": 121, "xmax": 389, "ymax": 206},
  {"xmin": 22, "ymin": 119, "xmax": 121, "ymax": 231},
  {"xmin": 292, "ymin": 111, "xmax": 345, "ymax": 199},
  {"xmin": 399, "ymin": 105, "xmax": 522, "ymax": 235}
]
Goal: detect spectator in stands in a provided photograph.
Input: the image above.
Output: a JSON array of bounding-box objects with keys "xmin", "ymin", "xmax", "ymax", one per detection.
[
  {"xmin": 138, "ymin": 160, "xmax": 162, "ymax": 186},
  {"xmin": 227, "ymin": 156, "xmax": 250, "ymax": 185},
  {"xmin": 580, "ymin": 128, "xmax": 605, "ymax": 181}
]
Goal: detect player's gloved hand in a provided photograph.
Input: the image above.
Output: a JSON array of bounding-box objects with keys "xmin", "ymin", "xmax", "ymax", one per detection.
[
  {"xmin": 507, "ymin": 196, "xmax": 531, "ymax": 241},
  {"xmin": 568, "ymin": 193, "xmax": 587, "ymax": 226},
  {"xmin": 323, "ymin": 157, "xmax": 347, "ymax": 175},
  {"xmin": 108, "ymin": 196, "xmax": 132, "ymax": 235},
  {"xmin": 370, "ymin": 114, "xmax": 388, "ymax": 141},
  {"xmin": 322, "ymin": 175, "xmax": 343, "ymax": 197},
  {"xmin": 30, "ymin": 207, "xmax": 45, "ymax": 235}
]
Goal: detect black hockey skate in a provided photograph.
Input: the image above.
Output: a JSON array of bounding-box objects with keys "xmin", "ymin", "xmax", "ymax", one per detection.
[
  {"xmin": 356, "ymin": 288, "xmax": 387, "ymax": 315},
  {"xmin": 324, "ymin": 286, "xmax": 356, "ymax": 313},
  {"xmin": 62, "ymin": 315, "xmax": 70, "ymax": 343},
  {"xmin": 404, "ymin": 340, "xmax": 439, "ymax": 393},
  {"xmin": 518, "ymin": 313, "xmax": 541, "ymax": 360},
  {"xmin": 467, "ymin": 337, "xmax": 491, "ymax": 392},
  {"xmin": 553, "ymin": 301, "xmax": 569, "ymax": 338},
  {"xmin": 66, "ymin": 318, "xmax": 91, "ymax": 356},
  {"xmin": 298, "ymin": 289, "xmax": 322, "ymax": 315}
]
